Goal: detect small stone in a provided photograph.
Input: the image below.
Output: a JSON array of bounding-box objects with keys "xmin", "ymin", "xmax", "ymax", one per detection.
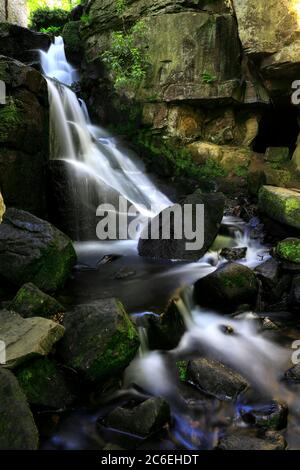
[
  {"xmin": 239, "ymin": 401, "xmax": 288, "ymax": 430},
  {"xmin": 285, "ymin": 363, "xmax": 300, "ymax": 382},
  {"xmin": 255, "ymin": 258, "xmax": 281, "ymax": 290},
  {"xmin": 186, "ymin": 358, "xmax": 248, "ymax": 401},
  {"xmin": 220, "ymin": 247, "xmax": 247, "ymax": 261},
  {"xmin": 9, "ymin": 283, "xmax": 65, "ymax": 319},
  {"xmin": 217, "ymin": 429, "xmax": 286, "ymax": 450},
  {"xmin": 104, "ymin": 397, "xmax": 170, "ymax": 437}
]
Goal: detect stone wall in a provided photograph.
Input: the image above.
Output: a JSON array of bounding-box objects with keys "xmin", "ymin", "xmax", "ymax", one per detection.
[{"xmin": 0, "ymin": 0, "xmax": 28, "ymax": 27}]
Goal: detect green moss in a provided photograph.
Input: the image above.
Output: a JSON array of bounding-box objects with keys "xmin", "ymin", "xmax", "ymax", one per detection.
[
  {"xmin": 276, "ymin": 238, "xmax": 300, "ymax": 264},
  {"xmin": 176, "ymin": 361, "xmax": 188, "ymax": 381},
  {"xmin": 9, "ymin": 283, "xmax": 65, "ymax": 318},
  {"xmin": 0, "ymin": 97, "xmax": 22, "ymax": 142},
  {"xmin": 258, "ymin": 187, "xmax": 300, "ymax": 231},
  {"xmin": 62, "ymin": 21, "xmax": 82, "ymax": 53}
]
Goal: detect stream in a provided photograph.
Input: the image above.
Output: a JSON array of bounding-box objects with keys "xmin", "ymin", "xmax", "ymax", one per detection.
[{"xmin": 38, "ymin": 37, "xmax": 300, "ymax": 451}]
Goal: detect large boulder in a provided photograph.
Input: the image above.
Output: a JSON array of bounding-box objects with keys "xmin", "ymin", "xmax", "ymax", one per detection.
[
  {"xmin": 194, "ymin": 262, "xmax": 259, "ymax": 312},
  {"xmin": 0, "ymin": 56, "xmax": 49, "ymax": 217},
  {"xmin": 0, "ymin": 209, "xmax": 77, "ymax": 292},
  {"xmin": 59, "ymin": 299, "xmax": 140, "ymax": 382},
  {"xmin": 9, "ymin": 283, "xmax": 65, "ymax": 319},
  {"xmin": 0, "ymin": 368, "xmax": 38, "ymax": 450},
  {"xmin": 0, "ymin": 309, "xmax": 65, "ymax": 368},
  {"xmin": 0, "ymin": 23, "xmax": 50, "ymax": 65},
  {"xmin": 258, "ymin": 186, "xmax": 300, "ymax": 231},
  {"xmin": 138, "ymin": 191, "xmax": 225, "ymax": 261}
]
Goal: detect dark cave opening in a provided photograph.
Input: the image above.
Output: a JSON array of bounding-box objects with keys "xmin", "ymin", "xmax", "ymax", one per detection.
[{"xmin": 253, "ymin": 105, "xmax": 300, "ymax": 154}]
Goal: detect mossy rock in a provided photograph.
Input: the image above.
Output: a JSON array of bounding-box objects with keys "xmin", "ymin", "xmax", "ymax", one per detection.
[
  {"xmin": 16, "ymin": 358, "xmax": 74, "ymax": 409},
  {"xmin": 62, "ymin": 21, "xmax": 82, "ymax": 54},
  {"xmin": 0, "ymin": 368, "xmax": 38, "ymax": 449},
  {"xmin": 194, "ymin": 262, "xmax": 259, "ymax": 312},
  {"xmin": 9, "ymin": 283, "xmax": 65, "ymax": 319},
  {"xmin": 59, "ymin": 299, "xmax": 140, "ymax": 382},
  {"xmin": 276, "ymin": 238, "xmax": 300, "ymax": 265},
  {"xmin": 258, "ymin": 186, "xmax": 300, "ymax": 231},
  {"xmin": 0, "ymin": 209, "xmax": 77, "ymax": 292}
]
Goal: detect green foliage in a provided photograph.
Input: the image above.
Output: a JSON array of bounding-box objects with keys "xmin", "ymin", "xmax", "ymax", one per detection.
[
  {"xmin": 0, "ymin": 98, "xmax": 22, "ymax": 142},
  {"xmin": 115, "ymin": 0, "xmax": 127, "ymax": 16},
  {"xmin": 102, "ymin": 19, "xmax": 149, "ymax": 92},
  {"xmin": 29, "ymin": 7, "xmax": 70, "ymax": 32},
  {"xmin": 80, "ymin": 14, "xmax": 91, "ymax": 26},
  {"xmin": 27, "ymin": 0, "xmax": 81, "ymax": 15},
  {"xmin": 40, "ymin": 25, "xmax": 62, "ymax": 35},
  {"xmin": 202, "ymin": 71, "xmax": 217, "ymax": 85},
  {"xmin": 234, "ymin": 164, "xmax": 249, "ymax": 178}
]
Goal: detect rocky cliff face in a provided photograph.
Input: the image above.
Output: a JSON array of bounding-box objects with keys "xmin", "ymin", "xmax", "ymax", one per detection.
[
  {"xmin": 0, "ymin": 0, "xmax": 28, "ymax": 27},
  {"xmin": 81, "ymin": 0, "xmax": 300, "ymax": 194}
]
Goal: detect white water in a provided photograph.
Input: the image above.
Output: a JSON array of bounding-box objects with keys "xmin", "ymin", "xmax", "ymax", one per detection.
[{"xmin": 40, "ymin": 37, "xmax": 171, "ymax": 225}]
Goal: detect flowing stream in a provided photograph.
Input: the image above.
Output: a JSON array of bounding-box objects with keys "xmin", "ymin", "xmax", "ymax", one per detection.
[{"xmin": 40, "ymin": 38, "xmax": 300, "ymax": 450}]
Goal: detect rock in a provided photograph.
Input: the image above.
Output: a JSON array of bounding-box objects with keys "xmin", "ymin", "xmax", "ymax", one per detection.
[
  {"xmin": 217, "ymin": 429, "xmax": 286, "ymax": 450},
  {"xmin": 239, "ymin": 401, "xmax": 288, "ymax": 430},
  {"xmin": 104, "ymin": 397, "xmax": 170, "ymax": 437},
  {"xmin": 138, "ymin": 191, "xmax": 225, "ymax": 261},
  {"xmin": 255, "ymin": 258, "xmax": 281, "ymax": 291},
  {"xmin": 276, "ymin": 238, "xmax": 300, "ymax": 265},
  {"xmin": 0, "ymin": 368, "xmax": 38, "ymax": 449},
  {"xmin": 285, "ymin": 363, "xmax": 300, "ymax": 382},
  {"xmin": 62, "ymin": 21, "xmax": 83, "ymax": 65},
  {"xmin": 0, "ymin": 208, "xmax": 77, "ymax": 292},
  {"xmin": 0, "ymin": 309, "xmax": 65, "ymax": 368},
  {"xmin": 289, "ymin": 275, "xmax": 300, "ymax": 311},
  {"xmin": 258, "ymin": 186, "xmax": 300, "ymax": 231},
  {"xmin": 9, "ymin": 283, "xmax": 65, "ymax": 319},
  {"xmin": 59, "ymin": 299, "xmax": 140, "ymax": 382},
  {"xmin": 232, "ymin": 0, "xmax": 297, "ymax": 58},
  {"xmin": 16, "ymin": 358, "xmax": 74, "ymax": 409},
  {"xmin": 194, "ymin": 263, "xmax": 259, "ymax": 312},
  {"xmin": 220, "ymin": 247, "xmax": 247, "ymax": 261},
  {"xmin": 0, "ymin": 23, "xmax": 50, "ymax": 65},
  {"xmin": 0, "ymin": 56, "xmax": 49, "ymax": 217},
  {"xmin": 0, "ymin": 191, "xmax": 5, "ymax": 222},
  {"xmin": 265, "ymin": 147, "xmax": 290, "ymax": 163},
  {"xmin": 186, "ymin": 358, "xmax": 248, "ymax": 401}
]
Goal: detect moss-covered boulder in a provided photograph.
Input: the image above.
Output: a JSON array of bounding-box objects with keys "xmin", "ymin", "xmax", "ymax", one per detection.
[
  {"xmin": 0, "ymin": 208, "xmax": 76, "ymax": 292},
  {"xmin": 0, "ymin": 368, "xmax": 38, "ymax": 449},
  {"xmin": 62, "ymin": 21, "xmax": 83, "ymax": 64},
  {"xmin": 276, "ymin": 238, "xmax": 300, "ymax": 265},
  {"xmin": 194, "ymin": 262, "xmax": 259, "ymax": 312},
  {"xmin": 16, "ymin": 358, "xmax": 74, "ymax": 409},
  {"xmin": 258, "ymin": 186, "xmax": 300, "ymax": 231},
  {"xmin": 59, "ymin": 299, "xmax": 140, "ymax": 382},
  {"xmin": 9, "ymin": 283, "xmax": 65, "ymax": 319},
  {"xmin": 0, "ymin": 310, "xmax": 65, "ymax": 368}
]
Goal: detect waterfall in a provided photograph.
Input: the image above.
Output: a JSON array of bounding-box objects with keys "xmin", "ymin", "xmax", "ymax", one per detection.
[{"xmin": 40, "ymin": 37, "xmax": 171, "ymax": 239}]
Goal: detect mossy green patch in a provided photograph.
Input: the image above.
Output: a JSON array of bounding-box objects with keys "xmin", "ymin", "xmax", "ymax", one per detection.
[
  {"xmin": 176, "ymin": 361, "xmax": 188, "ymax": 381},
  {"xmin": 0, "ymin": 97, "xmax": 22, "ymax": 142},
  {"xmin": 276, "ymin": 238, "xmax": 300, "ymax": 264}
]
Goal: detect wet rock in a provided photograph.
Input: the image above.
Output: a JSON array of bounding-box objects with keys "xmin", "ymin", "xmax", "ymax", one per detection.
[
  {"xmin": 0, "ymin": 23, "xmax": 50, "ymax": 65},
  {"xmin": 220, "ymin": 247, "xmax": 247, "ymax": 261},
  {"xmin": 194, "ymin": 263, "xmax": 259, "ymax": 312},
  {"xmin": 138, "ymin": 191, "xmax": 225, "ymax": 261},
  {"xmin": 0, "ymin": 56, "xmax": 49, "ymax": 217},
  {"xmin": 147, "ymin": 298, "xmax": 186, "ymax": 350},
  {"xmin": 104, "ymin": 397, "xmax": 170, "ymax": 437},
  {"xmin": 62, "ymin": 21, "xmax": 83, "ymax": 65},
  {"xmin": 288, "ymin": 275, "xmax": 300, "ymax": 311},
  {"xmin": 0, "ymin": 191, "xmax": 5, "ymax": 223},
  {"xmin": 285, "ymin": 364, "xmax": 300, "ymax": 382},
  {"xmin": 186, "ymin": 358, "xmax": 248, "ymax": 401},
  {"xmin": 16, "ymin": 358, "xmax": 74, "ymax": 409},
  {"xmin": 9, "ymin": 283, "xmax": 65, "ymax": 319},
  {"xmin": 258, "ymin": 186, "xmax": 300, "ymax": 231},
  {"xmin": 0, "ymin": 368, "xmax": 39, "ymax": 449},
  {"xmin": 0, "ymin": 309, "xmax": 65, "ymax": 368},
  {"xmin": 276, "ymin": 238, "xmax": 300, "ymax": 265},
  {"xmin": 255, "ymin": 258, "xmax": 281, "ymax": 291},
  {"xmin": 59, "ymin": 299, "xmax": 140, "ymax": 382},
  {"xmin": 217, "ymin": 429, "xmax": 286, "ymax": 450},
  {"xmin": 239, "ymin": 401, "xmax": 288, "ymax": 430},
  {"xmin": 0, "ymin": 209, "xmax": 77, "ymax": 292}
]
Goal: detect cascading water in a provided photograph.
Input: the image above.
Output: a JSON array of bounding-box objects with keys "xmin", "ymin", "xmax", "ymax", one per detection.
[{"xmin": 40, "ymin": 37, "xmax": 171, "ymax": 240}]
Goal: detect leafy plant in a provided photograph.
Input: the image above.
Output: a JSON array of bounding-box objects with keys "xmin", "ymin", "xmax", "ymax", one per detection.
[
  {"xmin": 102, "ymin": 20, "xmax": 149, "ymax": 92},
  {"xmin": 202, "ymin": 71, "xmax": 217, "ymax": 85},
  {"xmin": 115, "ymin": 0, "xmax": 127, "ymax": 16},
  {"xmin": 40, "ymin": 25, "xmax": 63, "ymax": 35},
  {"xmin": 29, "ymin": 7, "xmax": 70, "ymax": 32},
  {"xmin": 80, "ymin": 14, "xmax": 91, "ymax": 26}
]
